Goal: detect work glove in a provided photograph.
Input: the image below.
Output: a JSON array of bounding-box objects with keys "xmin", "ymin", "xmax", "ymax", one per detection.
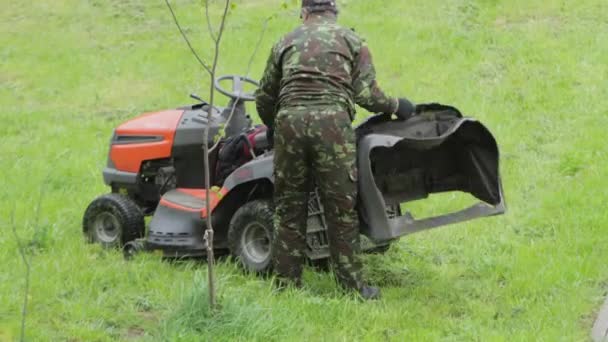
[
  {"xmin": 395, "ymin": 98, "xmax": 416, "ymax": 121},
  {"xmin": 266, "ymin": 126, "xmax": 274, "ymax": 147}
]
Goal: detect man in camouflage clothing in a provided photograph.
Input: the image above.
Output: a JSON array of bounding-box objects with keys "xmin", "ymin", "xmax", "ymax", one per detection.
[{"xmin": 255, "ymin": 0, "xmax": 416, "ymax": 300}]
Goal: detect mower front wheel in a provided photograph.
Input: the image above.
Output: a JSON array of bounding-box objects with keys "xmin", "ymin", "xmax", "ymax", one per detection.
[
  {"xmin": 228, "ymin": 200, "xmax": 275, "ymax": 273},
  {"xmin": 83, "ymin": 194, "xmax": 145, "ymax": 248}
]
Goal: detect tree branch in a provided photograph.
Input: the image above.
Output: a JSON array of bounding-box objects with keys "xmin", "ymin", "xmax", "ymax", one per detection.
[
  {"xmin": 164, "ymin": 0, "xmax": 213, "ymax": 75},
  {"xmin": 11, "ymin": 185, "xmax": 46, "ymax": 340},
  {"xmin": 209, "ymin": 13, "xmax": 275, "ymax": 153},
  {"xmin": 204, "ymin": 0, "xmax": 218, "ymax": 43},
  {"xmin": 206, "ymin": 0, "xmax": 230, "ymax": 110},
  {"xmin": 11, "ymin": 208, "xmax": 30, "ymax": 342}
]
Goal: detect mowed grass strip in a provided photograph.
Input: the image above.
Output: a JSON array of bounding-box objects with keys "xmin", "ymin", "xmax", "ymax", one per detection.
[{"xmin": 1, "ymin": 0, "xmax": 607, "ymax": 340}]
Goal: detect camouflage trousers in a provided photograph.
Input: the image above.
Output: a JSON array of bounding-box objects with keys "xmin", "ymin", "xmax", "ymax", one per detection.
[{"xmin": 272, "ymin": 105, "xmax": 363, "ymax": 290}]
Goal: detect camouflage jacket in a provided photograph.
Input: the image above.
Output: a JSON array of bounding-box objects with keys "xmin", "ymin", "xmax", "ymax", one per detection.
[{"xmin": 255, "ymin": 14, "xmax": 397, "ymax": 128}]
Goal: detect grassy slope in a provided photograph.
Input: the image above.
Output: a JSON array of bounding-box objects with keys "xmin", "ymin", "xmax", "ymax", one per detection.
[{"xmin": 1, "ymin": 0, "xmax": 607, "ymax": 340}]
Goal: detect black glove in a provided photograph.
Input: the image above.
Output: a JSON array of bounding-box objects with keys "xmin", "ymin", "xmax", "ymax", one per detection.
[
  {"xmin": 395, "ymin": 98, "xmax": 416, "ymax": 121},
  {"xmin": 266, "ymin": 126, "xmax": 274, "ymax": 147}
]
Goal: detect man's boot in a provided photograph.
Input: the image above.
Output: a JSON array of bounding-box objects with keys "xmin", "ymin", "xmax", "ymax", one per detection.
[{"xmin": 358, "ymin": 285, "xmax": 381, "ymax": 300}]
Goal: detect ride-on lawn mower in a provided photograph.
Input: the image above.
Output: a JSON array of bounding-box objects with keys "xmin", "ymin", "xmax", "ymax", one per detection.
[{"xmin": 83, "ymin": 75, "xmax": 506, "ymax": 272}]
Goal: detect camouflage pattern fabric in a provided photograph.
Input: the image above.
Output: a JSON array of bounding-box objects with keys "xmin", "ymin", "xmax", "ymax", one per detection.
[
  {"xmin": 255, "ymin": 14, "xmax": 398, "ymax": 129},
  {"xmin": 255, "ymin": 12, "xmax": 397, "ymax": 290},
  {"xmin": 272, "ymin": 106, "xmax": 362, "ymax": 289}
]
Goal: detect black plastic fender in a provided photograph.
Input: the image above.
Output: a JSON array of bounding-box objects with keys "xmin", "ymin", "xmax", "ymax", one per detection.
[{"xmin": 222, "ymin": 153, "xmax": 275, "ymax": 191}]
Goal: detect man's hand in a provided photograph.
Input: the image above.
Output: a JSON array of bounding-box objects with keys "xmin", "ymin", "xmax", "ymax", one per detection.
[
  {"xmin": 266, "ymin": 126, "xmax": 274, "ymax": 147},
  {"xmin": 395, "ymin": 98, "xmax": 416, "ymax": 121}
]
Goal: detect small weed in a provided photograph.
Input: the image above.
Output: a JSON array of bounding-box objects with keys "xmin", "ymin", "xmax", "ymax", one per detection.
[
  {"xmin": 363, "ymin": 253, "xmax": 413, "ymax": 287},
  {"xmin": 559, "ymin": 153, "xmax": 585, "ymax": 177},
  {"xmin": 161, "ymin": 272, "xmax": 296, "ymax": 340}
]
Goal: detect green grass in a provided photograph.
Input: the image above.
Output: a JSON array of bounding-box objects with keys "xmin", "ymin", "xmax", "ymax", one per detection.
[{"xmin": 1, "ymin": 0, "xmax": 607, "ymax": 340}]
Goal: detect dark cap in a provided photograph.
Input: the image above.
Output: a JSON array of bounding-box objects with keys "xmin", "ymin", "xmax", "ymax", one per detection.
[{"xmin": 301, "ymin": 0, "xmax": 338, "ymax": 14}]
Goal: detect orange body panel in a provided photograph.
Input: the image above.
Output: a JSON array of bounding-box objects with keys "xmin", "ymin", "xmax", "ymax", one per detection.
[
  {"xmin": 159, "ymin": 188, "xmax": 228, "ymax": 218},
  {"xmin": 110, "ymin": 110, "xmax": 183, "ymax": 173}
]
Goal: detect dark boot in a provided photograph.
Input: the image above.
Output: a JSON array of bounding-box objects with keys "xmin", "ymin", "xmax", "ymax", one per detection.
[{"xmin": 358, "ymin": 285, "xmax": 381, "ymax": 300}]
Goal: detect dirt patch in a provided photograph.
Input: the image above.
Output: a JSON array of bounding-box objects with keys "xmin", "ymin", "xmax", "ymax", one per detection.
[
  {"xmin": 592, "ymin": 297, "xmax": 608, "ymax": 342},
  {"xmin": 125, "ymin": 326, "xmax": 146, "ymax": 340}
]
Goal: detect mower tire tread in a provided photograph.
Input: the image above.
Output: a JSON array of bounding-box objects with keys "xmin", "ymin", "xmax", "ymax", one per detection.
[
  {"xmin": 83, "ymin": 193, "xmax": 145, "ymax": 248},
  {"xmin": 228, "ymin": 199, "xmax": 274, "ymax": 273}
]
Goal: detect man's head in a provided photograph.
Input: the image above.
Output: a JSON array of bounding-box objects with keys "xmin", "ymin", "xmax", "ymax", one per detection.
[{"xmin": 301, "ymin": 0, "xmax": 338, "ymax": 21}]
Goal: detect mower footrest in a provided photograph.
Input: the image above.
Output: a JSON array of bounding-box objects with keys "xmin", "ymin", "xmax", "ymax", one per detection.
[
  {"xmin": 147, "ymin": 188, "xmax": 224, "ymax": 254},
  {"xmin": 159, "ymin": 188, "xmax": 223, "ymax": 218}
]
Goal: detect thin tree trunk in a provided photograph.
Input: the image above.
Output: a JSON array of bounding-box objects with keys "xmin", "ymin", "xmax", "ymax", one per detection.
[{"xmin": 203, "ymin": 0, "xmax": 231, "ymax": 311}]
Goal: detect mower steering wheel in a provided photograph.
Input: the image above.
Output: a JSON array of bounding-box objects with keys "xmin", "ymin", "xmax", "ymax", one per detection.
[{"xmin": 214, "ymin": 75, "xmax": 259, "ymax": 102}]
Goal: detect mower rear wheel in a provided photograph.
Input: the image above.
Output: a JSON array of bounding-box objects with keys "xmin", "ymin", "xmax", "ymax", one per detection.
[
  {"xmin": 83, "ymin": 194, "xmax": 145, "ymax": 248},
  {"xmin": 228, "ymin": 200, "xmax": 274, "ymax": 273}
]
